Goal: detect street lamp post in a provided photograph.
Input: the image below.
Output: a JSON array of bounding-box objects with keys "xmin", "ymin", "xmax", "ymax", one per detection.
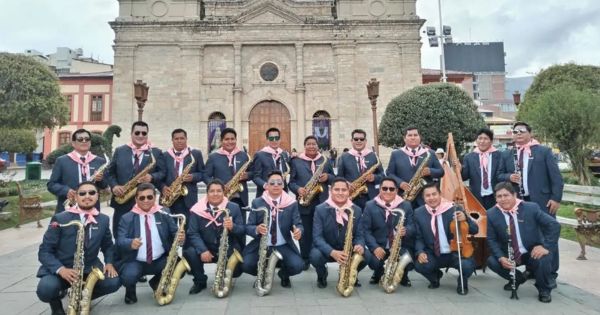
[
  {"xmin": 366, "ymin": 78, "xmax": 380, "ymax": 156},
  {"xmin": 512, "ymin": 90, "xmax": 521, "ymax": 106},
  {"xmin": 133, "ymin": 80, "xmax": 149, "ymax": 121},
  {"xmin": 425, "ymin": 0, "xmax": 452, "ymax": 83},
  {"xmin": 437, "ymin": 0, "xmax": 447, "ymax": 82}
]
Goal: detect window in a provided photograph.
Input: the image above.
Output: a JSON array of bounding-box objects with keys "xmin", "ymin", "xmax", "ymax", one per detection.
[
  {"xmin": 58, "ymin": 131, "xmax": 71, "ymax": 146},
  {"xmin": 260, "ymin": 62, "xmax": 279, "ymax": 81},
  {"xmin": 65, "ymin": 95, "xmax": 73, "ymax": 121},
  {"xmin": 312, "ymin": 110, "xmax": 331, "ymax": 151},
  {"xmin": 90, "ymin": 95, "xmax": 103, "ymax": 121},
  {"xmin": 208, "ymin": 112, "xmax": 226, "ymax": 153}
]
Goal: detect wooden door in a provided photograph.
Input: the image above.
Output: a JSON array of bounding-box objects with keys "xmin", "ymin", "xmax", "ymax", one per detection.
[{"xmin": 248, "ymin": 101, "xmax": 291, "ymax": 155}]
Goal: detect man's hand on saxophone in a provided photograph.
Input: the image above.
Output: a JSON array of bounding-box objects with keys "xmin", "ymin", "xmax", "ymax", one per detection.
[
  {"xmin": 256, "ymin": 223, "xmax": 268, "ymax": 236},
  {"xmin": 137, "ymin": 174, "xmax": 153, "ymax": 184},
  {"xmin": 292, "ymin": 225, "xmax": 302, "ymax": 241},
  {"xmin": 353, "ymin": 244, "xmax": 365, "ymax": 256},
  {"xmin": 374, "ymin": 247, "xmax": 386, "ymax": 260},
  {"xmin": 421, "ymin": 167, "xmax": 431, "ymax": 177},
  {"xmin": 330, "ymin": 250, "xmax": 348, "ymax": 265},
  {"xmin": 182, "ymin": 174, "xmax": 193, "ymax": 182},
  {"xmin": 161, "ymin": 186, "xmax": 172, "ymax": 199},
  {"xmin": 58, "ymin": 267, "xmax": 79, "ymax": 285},
  {"xmin": 94, "ymin": 171, "xmax": 104, "ymax": 182},
  {"xmin": 112, "ymin": 185, "xmax": 125, "ymax": 197},
  {"xmin": 223, "ymin": 216, "xmax": 234, "ymax": 231},
  {"xmin": 200, "ymin": 251, "xmax": 214, "ymax": 263},
  {"xmin": 66, "ymin": 189, "xmax": 77, "ymax": 201},
  {"xmin": 399, "ymin": 182, "xmax": 411, "ymax": 192},
  {"xmin": 297, "ymin": 187, "xmax": 307, "ymax": 198},
  {"xmin": 176, "ymin": 230, "xmax": 186, "ymax": 244},
  {"xmin": 365, "ymin": 173, "xmax": 375, "ymax": 182},
  {"xmin": 104, "ymin": 263, "xmax": 118, "ymax": 278},
  {"xmin": 318, "ymin": 173, "xmax": 328, "ymax": 183}
]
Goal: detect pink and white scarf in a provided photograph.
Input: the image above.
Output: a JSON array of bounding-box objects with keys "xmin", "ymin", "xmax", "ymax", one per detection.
[
  {"xmin": 401, "ymin": 146, "xmax": 429, "ymax": 167},
  {"xmin": 325, "ymin": 195, "xmax": 354, "ymax": 225},
  {"xmin": 348, "ymin": 148, "xmax": 372, "ymax": 171},
  {"xmin": 66, "ymin": 205, "xmax": 99, "ymax": 226},
  {"xmin": 298, "ymin": 152, "xmax": 322, "ymax": 173},
  {"xmin": 67, "ymin": 151, "xmax": 97, "ymax": 180},
  {"xmin": 374, "ymin": 195, "xmax": 404, "ymax": 221},
  {"xmin": 190, "ymin": 196, "xmax": 229, "ymax": 227},
  {"xmin": 424, "ymin": 199, "xmax": 454, "ymax": 234},
  {"xmin": 216, "ymin": 147, "xmax": 241, "ymax": 167}
]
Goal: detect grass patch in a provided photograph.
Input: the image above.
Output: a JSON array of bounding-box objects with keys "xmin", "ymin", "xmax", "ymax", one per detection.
[
  {"xmin": 557, "ymin": 203, "xmax": 578, "ymax": 219},
  {"xmin": 0, "ymin": 180, "xmax": 56, "ymax": 230},
  {"xmin": 560, "ymin": 225, "xmax": 578, "ymax": 242}
]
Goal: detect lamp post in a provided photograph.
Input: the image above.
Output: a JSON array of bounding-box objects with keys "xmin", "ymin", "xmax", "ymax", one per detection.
[
  {"xmin": 512, "ymin": 90, "xmax": 521, "ymax": 106},
  {"xmin": 133, "ymin": 80, "xmax": 149, "ymax": 121},
  {"xmin": 366, "ymin": 78, "xmax": 380, "ymax": 156},
  {"xmin": 425, "ymin": 0, "xmax": 452, "ymax": 83}
]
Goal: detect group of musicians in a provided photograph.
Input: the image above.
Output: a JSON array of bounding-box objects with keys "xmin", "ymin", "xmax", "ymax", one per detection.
[{"xmin": 39, "ymin": 120, "xmax": 563, "ymax": 314}]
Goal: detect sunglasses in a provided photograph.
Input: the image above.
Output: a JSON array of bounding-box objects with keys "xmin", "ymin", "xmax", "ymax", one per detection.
[
  {"xmin": 76, "ymin": 137, "xmax": 91, "ymax": 143},
  {"xmin": 381, "ymin": 187, "xmax": 397, "ymax": 192},
  {"xmin": 137, "ymin": 195, "xmax": 154, "ymax": 201},
  {"xmin": 512, "ymin": 129, "xmax": 528, "ymax": 135},
  {"xmin": 353, "ymin": 137, "xmax": 365, "ymax": 142},
  {"xmin": 268, "ymin": 180, "xmax": 284, "ymax": 186},
  {"xmin": 77, "ymin": 190, "xmax": 97, "ymax": 196},
  {"xmin": 134, "ymin": 131, "xmax": 148, "ymax": 136},
  {"xmin": 267, "ymin": 136, "xmax": 280, "ymax": 141}
]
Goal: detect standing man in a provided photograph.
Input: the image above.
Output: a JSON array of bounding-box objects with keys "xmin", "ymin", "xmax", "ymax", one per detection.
[
  {"xmin": 252, "ymin": 127, "xmax": 290, "ymax": 198},
  {"xmin": 387, "ymin": 126, "xmax": 444, "ymax": 208},
  {"xmin": 460, "ymin": 128, "xmax": 505, "ymax": 209},
  {"xmin": 242, "ymin": 171, "xmax": 304, "ymax": 289},
  {"xmin": 158, "ymin": 128, "xmax": 205, "ymax": 218},
  {"xmin": 337, "ymin": 129, "xmax": 384, "ymax": 209},
  {"xmin": 486, "ymin": 182, "xmax": 560, "ymax": 303},
  {"xmin": 289, "ymin": 136, "xmax": 335, "ymax": 269},
  {"xmin": 47, "ymin": 129, "xmax": 107, "ymax": 213},
  {"xmin": 37, "ymin": 181, "xmax": 120, "ymax": 315}
]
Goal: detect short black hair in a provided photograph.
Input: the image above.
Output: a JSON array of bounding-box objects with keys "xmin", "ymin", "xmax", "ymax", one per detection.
[
  {"xmin": 266, "ymin": 127, "xmax": 280, "ymax": 138},
  {"xmin": 403, "ymin": 126, "xmax": 419, "ymax": 136},
  {"xmin": 513, "ymin": 121, "xmax": 532, "ymax": 133},
  {"xmin": 422, "ymin": 181, "xmax": 440, "ymax": 193},
  {"xmin": 380, "ymin": 177, "xmax": 398, "ymax": 187},
  {"xmin": 351, "ymin": 129, "xmax": 366, "ymax": 139},
  {"xmin": 171, "ymin": 128, "xmax": 187, "ymax": 138},
  {"xmin": 476, "ymin": 128, "xmax": 494, "ymax": 141},
  {"xmin": 494, "ymin": 182, "xmax": 516, "ymax": 195},
  {"xmin": 131, "ymin": 121, "xmax": 149, "ymax": 132},
  {"xmin": 267, "ymin": 170, "xmax": 283, "ymax": 180},
  {"xmin": 136, "ymin": 183, "xmax": 156, "ymax": 196},
  {"xmin": 207, "ymin": 179, "xmax": 225, "ymax": 191},
  {"xmin": 221, "ymin": 128, "xmax": 237, "ymax": 141},
  {"xmin": 76, "ymin": 181, "xmax": 98, "ymax": 191},
  {"xmin": 331, "ymin": 177, "xmax": 350, "ymax": 189},
  {"xmin": 304, "ymin": 135, "xmax": 318, "ymax": 145},
  {"xmin": 71, "ymin": 129, "xmax": 92, "ymax": 142}
]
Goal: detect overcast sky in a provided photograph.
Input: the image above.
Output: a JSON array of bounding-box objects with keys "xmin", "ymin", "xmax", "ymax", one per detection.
[{"xmin": 1, "ymin": 0, "xmax": 598, "ymax": 77}]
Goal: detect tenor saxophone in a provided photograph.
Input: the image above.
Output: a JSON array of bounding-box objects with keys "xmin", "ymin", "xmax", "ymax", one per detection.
[
  {"xmin": 402, "ymin": 152, "xmax": 431, "ymax": 202},
  {"xmin": 380, "ymin": 208, "xmax": 413, "ymax": 293},
  {"xmin": 154, "ymin": 212, "xmax": 190, "ymax": 305},
  {"xmin": 160, "ymin": 153, "xmax": 195, "ymax": 207},
  {"xmin": 224, "ymin": 153, "xmax": 252, "ymax": 199},
  {"xmin": 253, "ymin": 207, "xmax": 282, "ymax": 296},
  {"xmin": 115, "ymin": 151, "xmax": 156, "ymax": 204},
  {"xmin": 298, "ymin": 160, "xmax": 326, "ymax": 206},
  {"xmin": 336, "ymin": 207, "xmax": 364, "ymax": 297},
  {"xmin": 349, "ymin": 156, "xmax": 381, "ymax": 200},
  {"xmin": 212, "ymin": 208, "xmax": 244, "ymax": 298}
]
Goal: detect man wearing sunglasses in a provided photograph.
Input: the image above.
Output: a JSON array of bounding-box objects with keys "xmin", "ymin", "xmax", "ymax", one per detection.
[
  {"xmin": 337, "ymin": 129, "xmax": 384, "ymax": 209},
  {"xmin": 37, "ymin": 181, "xmax": 120, "ymax": 315},
  {"xmin": 362, "ymin": 177, "xmax": 415, "ymax": 287},
  {"xmin": 116, "ymin": 183, "xmax": 184, "ymax": 304},
  {"xmin": 243, "ymin": 171, "xmax": 304, "ymax": 289},
  {"xmin": 48, "ymin": 129, "xmax": 108, "ymax": 213},
  {"xmin": 252, "ymin": 127, "xmax": 291, "ymax": 198}
]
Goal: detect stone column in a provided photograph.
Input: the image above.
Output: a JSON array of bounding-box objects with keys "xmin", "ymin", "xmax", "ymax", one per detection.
[
  {"xmin": 233, "ymin": 43, "xmax": 243, "ymax": 137},
  {"xmin": 295, "ymin": 43, "xmax": 306, "ymax": 150},
  {"xmin": 332, "ymin": 42, "xmax": 357, "ymax": 146},
  {"xmin": 180, "ymin": 44, "xmax": 203, "ymax": 149},
  {"xmin": 112, "ymin": 45, "xmax": 137, "ymax": 146}
]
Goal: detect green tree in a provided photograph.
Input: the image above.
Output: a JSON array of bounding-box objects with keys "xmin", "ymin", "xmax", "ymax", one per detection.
[
  {"xmin": 379, "ymin": 83, "xmax": 486, "ymax": 152},
  {"xmin": 0, "ymin": 128, "xmax": 37, "ymax": 153}
]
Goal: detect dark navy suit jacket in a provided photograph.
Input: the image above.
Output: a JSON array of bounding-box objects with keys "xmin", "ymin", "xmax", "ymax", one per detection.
[
  {"xmin": 37, "ymin": 211, "xmax": 114, "ymax": 277},
  {"xmin": 313, "ymin": 203, "xmax": 364, "ymax": 256},
  {"xmin": 361, "ymin": 199, "xmax": 415, "ymax": 252},
  {"xmin": 461, "ymin": 151, "xmax": 504, "ymax": 199},
  {"xmin": 486, "ymin": 201, "xmax": 560, "ymax": 260},
  {"xmin": 205, "ymin": 151, "xmax": 253, "ymax": 207},
  {"xmin": 337, "ymin": 152, "xmax": 384, "ymax": 199},
  {"xmin": 251, "ymin": 150, "xmax": 290, "ymax": 197},
  {"xmin": 288, "ymin": 156, "xmax": 335, "ymax": 215},
  {"xmin": 47, "ymin": 154, "xmax": 107, "ymax": 213},
  {"xmin": 187, "ymin": 202, "xmax": 244, "ymax": 255},
  {"xmin": 414, "ymin": 205, "xmax": 478, "ymax": 256},
  {"xmin": 244, "ymin": 197, "xmax": 303, "ymax": 255},
  {"xmin": 158, "ymin": 149, "xmax": 205, "ymax": 208},
  {"xmin": 386, "ymin": 148, "xmax": 444, "ymax": 205},
  {"xmin": 498, "ymin": 146, "xmax": 564, "ymax": 213}
]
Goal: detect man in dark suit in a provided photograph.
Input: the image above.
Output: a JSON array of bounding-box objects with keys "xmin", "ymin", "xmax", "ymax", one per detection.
[
  {"xmin": 413, "ymin": 182, "xmax": 478, "ymax": 295},
  {"xmin": 158, "ymin": 128, "xmax": 205, "ymax": 218},
  {"xmin": 289, "ymin": 135, "xmax": 335, "ymax": 269},
  {"xmin": 105, "ymin": 121, "xmax": 165, "ymax": 237},
  {"xmin": 252, "ymin": 127, "xmax": 290, "ymax": 198},
  {"xmin": 310, "ymin": 178, "xmax": 367, "ymax": 289},
  {"xmin": 183, "ymin": 180, "xmax": 245, "ymax": 295},
  {"xmin": 486, "ymin": 182, "xmax": 560, "ymax": 303},
  {"xmin": 47, "ymin": 129, "xmax": 107, "ymax": 213},
  {"xmin": 337, "ymin": 129, "xmax": 384, "ymax": 209},
  {"xmin": 362, "ymin": 177, "xmax": 414, "ymax": 286},
  {"xmin": 460, "ymin": 128, "xmax": 505, "ymax": 209},
  {"xmin": 37, "ymin": 181, "xmax": 120, "ymax": 315},
  {"xmin": 386, "ymin": 126, "xmax": 444, "ymax": 208},
  {"xmin": 116, "ymin": 183, "xmax": 184, "ymax": 304},
  {"xmin": 242, "ymin": 171, "xmax": 304, "ymax": 289}
]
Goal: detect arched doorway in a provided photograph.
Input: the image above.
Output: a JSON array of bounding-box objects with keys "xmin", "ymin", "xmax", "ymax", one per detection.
[{"xmin": 249, "ymin": 101, "xmax": 291, "ymax": 154}]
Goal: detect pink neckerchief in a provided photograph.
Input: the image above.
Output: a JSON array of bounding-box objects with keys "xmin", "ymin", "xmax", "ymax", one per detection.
[
  {"xmin": 424, "ymin": 199, "xmax": 454, "ymax": 234},
  {"xmin": 127, "ymin": 142, "xmax": 152, "ymax": 160},
  {"xmin": 348, "ymin": 148, "xmax": 372, "ymax": 171},
  {"xmin": 190, "ymin": 196, "xmax": 229, "ymax": 227},
  {"xmin": 261, "ymin": 191, "xmax": 296, "ymax": 217},
  {"xmin": 216, "ymin": 147, "xmax": 241, "ymax": 167},
  {"xmin": 130, "ymin": 203, "xmax": 161, "ymax": 216},
  {"xmin": 167, "ymin": 147, "xmax": 190, "ymax": 165},
  {"xmin": 401, "ymin": 146, "xmax": 429, "ymax": 167},
  {"xmin": 496, "ymin": 198, "xmax": 523, "ymax": 215},
  {"xmin": 261, "ymin": 146, "xmax": 283, "ymax": 162},
  {"xmin": 298, "ymin": 152, "xmax": 322, "ymax": 173},
  {"xmin": 374, "ymin": 195, "xmax": 404, "ymax": 221},
  {"xmin": 325, "ymin": 195, "xmax": 353, "ymax": 225},
  {"xmin": 66, "ymin": 206, "xmax": 99, "ymax": 225},
  {"xmin": 473, "ymin": 146, "xmax": 498, "ymax": 173},
  {"xmin": 516, "ymin": 139, "xmax": 540, "ymax": 159},
  {"xmin": 67, "ymin": 151, "xmax": 97, "ymax": 180}
]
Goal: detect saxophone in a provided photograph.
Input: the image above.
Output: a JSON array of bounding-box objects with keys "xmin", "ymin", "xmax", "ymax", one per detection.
[
  {"xmin": 336, "ymin": 207, "xmax": 364, "ymax": 297},
  {"xmin": 224, "ymin": 153, "xmax": 252, "ymax": 199},
  {"xmin": 63, "ymin": 158, "xmax": 110, "ymax": 209},
  {"xmin": 298, "ymin": 160, "xmax": 327, "ymax": 206},
  {"xmin": 51, "ymin": 220, "xmax": 104, "ymax": 315},
  {"xmin": 160, "ymin": 153, "xmax": 196, "ymax": 207},
  {"xmin": 349, "ymin": 156, "xmax": 381, "ymax": 200},
  {"xmin": 402, "ymin": 152, "xmax": 431, "ymax": 202},
  {"xmin": 212, "ymin": 208, "xmax": 244, "ymax": 298},
  {"xmin": 115, "ymin": 151, "xmax": 156, "ymax": 204},
  {"xmin": 154, "ymin": 212, "xmax": 190, "ymax": 305},
  {"xmin": 380, "ymin": 208, "xmax": 413, "ymax": 293},
  {"xmin": 253, "ymin": 207, "xmax": 282, "ymax": 296}
]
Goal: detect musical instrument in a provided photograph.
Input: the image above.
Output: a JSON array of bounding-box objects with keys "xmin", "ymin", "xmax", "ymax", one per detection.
[
  {"xmin": 513, "ymin": 150, "xmax": 526, "ymax": 197},
  {"xmin": 336, "ymin": 207, "xmax": 364, "ymax": 297},
  {"xmin": 507, "ymin": 225, "xmax": 519, "ymax": 300},
  {"xmin": 253, "ymin": 207, "xmax": 282, "ymax": 296},
  {"xmin": 212, "ymin": 208, "xmax": 244, "ymax": 298},
  {"xmin": 224, "ymin": 152, "xmax": 252, "ymax": 199},
  {"xmin": 298, "ymin": 160, "xmax": 327, "ymax": 206},
  {"xmin": 51, "ymin": 220, "xmax": 104, "ymax": 315},
  {"xmin": 349, "ymin": 155, "xmax": 381, "ymax": 200},
  {"xmin": 115, "ymin": 151, "xmax": 156, "ymax": 204},
  {"xmin": 160, "ymin": 153, "xmax": 195, "ymax": 207},
  {"xmin": 402, "ymin": 152, "xmax": 431, "ymax": 201},
  {"xmin": 154, "ymin": 211, "xmax": 190, "ymax": 305},
  {"xmin": 63, "ymin": 157, "xmax": 110, "ymax": 209},
  {"xmin": 380, "ymin": 208, "xmax": 413, "ymax": 293}
]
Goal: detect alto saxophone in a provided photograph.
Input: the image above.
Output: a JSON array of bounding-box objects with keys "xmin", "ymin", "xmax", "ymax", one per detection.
[
  {"xmin": 298, "ymin": 160, "xmax": 327, "ymax": 206},
  {"xmin": 336, "ymin": 207, "xmax": 364, "ymax": 297},
  {"xmin": 402, "ymin": 152, "xmax": 431, "ymax": 201},
  {"xmin": 160, "ymin": 153, "xmax": 196, "ymax": 207},
  {"xmin": 253, "ymin": 207, "xmax": 282, "ymax": 296},
  {"xmin": 380, "ymin": 208, "xmax": 413, "ymax": 293},
  {"xmin": 115, "ymin": 151, "xmax": 156, "ymax": 204},
  {"xmin": 51, "ymin": 220, "xmax": 104, "ymax": 315},
  {"xmin": 224, "ymin": 153, "xmax": 252, "ymax": 199},
  {"xmin": 212, "ymin": 208, "xmax": 244, "ymax": 298},
  {"xmin": 154, "ymin": 212, "xmax": 190, "ymax": 305},
  {"xmin": 349, "ymin": 156, "xmax": 381, "ymax": 200}
]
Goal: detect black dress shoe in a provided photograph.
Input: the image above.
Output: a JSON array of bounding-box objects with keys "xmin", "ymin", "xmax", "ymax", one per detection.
[
  {"xmin": 538, "ymin": 292, "xmax": 552, "ymax": 303},
  {"xmin": 354, "ymin": 280, "xmax": 362, "ymax": 287},
  {"xmin": 278, "ymin": 269, "xmax": 291, "ymax": 288},
  {"xmin": 317, "ymin": 277, "xmax": 327, "ymax": 289},
  {"xmin": 49, "ymin": 299, "xmax": 65, "ymax": 315},
  {"xmin": 400, "ymin": 275, "xmax": 412, "ymax": 287},
  {"xmin": 138, "ymin": 275, "xmax": 147, "ymax": 283},
  {"xmin": 149, "ymin": 276, "xmax": 160, "ymax": 291},
  {"xmin": 428, "ymin": 281, "xmax": 440, "ymax": 289},
  {"xmin": 303, "ymin": 260, "xmax": 310, "ymax": 271},
  {"xmin": 457, "ymin": 283, "xmax": 469, "ymax": 295},
  {"xmin": 369, "ymin": 271, "xmax": 382, "ymax": 285},
  {"xmin": 124, "ymin": 287, "xmax": 137, "ymax": 305},
  {"xmin": 189, "ymin": 283, "xmax": 207, "ymax": 295}
]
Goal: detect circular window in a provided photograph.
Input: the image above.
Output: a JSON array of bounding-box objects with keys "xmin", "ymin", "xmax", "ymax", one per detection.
[{"xmin": 260, "ymin": 62, "xmax": 279, "ymax": 81}]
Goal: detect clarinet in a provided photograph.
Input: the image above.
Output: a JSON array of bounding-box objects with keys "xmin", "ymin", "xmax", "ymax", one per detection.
[
  {"xmin": 507, "ymin": 225, "xmax": 519, "ymax": 300},
  {"xmin": 512, "ymin": 150, "xmax": 526, "ymax": 197}
]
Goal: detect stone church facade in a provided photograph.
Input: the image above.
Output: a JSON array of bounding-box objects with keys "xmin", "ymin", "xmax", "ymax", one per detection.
[{"xmin": 111, "ymin": 0, "xmax": 424, "ymax": 156}]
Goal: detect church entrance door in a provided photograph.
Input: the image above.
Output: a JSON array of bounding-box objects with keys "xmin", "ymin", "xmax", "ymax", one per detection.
[{"xmin": 248, "ymin": 101, "xmax": 291, "ymax": 155}]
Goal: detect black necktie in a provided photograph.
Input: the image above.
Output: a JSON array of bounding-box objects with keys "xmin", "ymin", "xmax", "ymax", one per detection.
[
  {"xmin": 432, "ymin": 209, "xmax": 441, "ymax": 257},
  {"xmin": 508, "ymin": 215, "xmax": 522, "ymax": 264},
  {"xmin": 358, "ymin": 152, "xmax": 365, "ymax": 173},
  {"xmin": 385, "ymin": 203, "xmax": 394, "ymax": 248},
  {"xmin": 133, "ymin": 154, "xmax": 140, "ymax": 172},
  {"xmin": 270, "ymin": 200, "xmax": 278, "ymax": 245},
  {"xmin": 411, "ymin": 149, "xmax": 417, "ymax": 166},
  {"xmin": 174, "ymin": 152, "xmax": 182, "ymax": 176},
  {"xmin": 80, "ymin": 157, "xmax": 87, "ymax": 180}
]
